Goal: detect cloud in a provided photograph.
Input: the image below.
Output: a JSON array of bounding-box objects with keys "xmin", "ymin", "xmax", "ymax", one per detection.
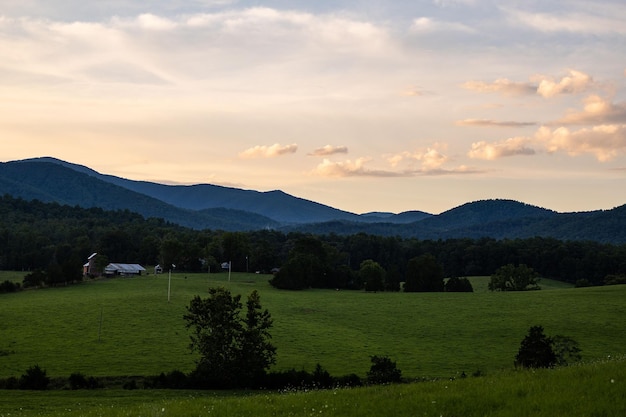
[
  {"xmin": 311, "ymin": 157, "xmax": 481, "ymax": 178},
  {"xmin": 410, "ymin": 17, "xmax": 475, "ymax": 33},
  {"xmin": 533, "ymin": 70, "xmax": 593, "ymax": 98},
  {"xmin": 537, "ymin": 124, "xmax": 626, "ymax": 162},
  {"xmin": 311, "ymin": 158, "xmax": 402, "ymax": 177},
  {"xmin": 239, "ymin": 143, "xmax": 298, "ymax": 158},
  {"xmin": 456, "ymin": 119, "xmax": 536, "ymax": 127},
  {"xmin": 308, "ymin": 145, "xmax": 348, "ymax": 157},
  {"xmin": 556, "ymin": 95, "xmax": 626, "ymax": 125},
  {"xmin": 468, "ymin": 137, "xmax": 536, "ymax": 160},
  {"xmin": 468, "ymin": 124, "xmax": 626, "ymax": 161},
  {"xmin": 387, "ymin": 146, "xmax": 449, "ymax": 170},
  {"xmin": 463, "ymin": 70, "xmax": 594, "ymax": 98},
  {"xmin": 505, "ymin": 7, "xmax": 626, "ymax": 35},
  {"xmin": 462, "ymin": 78, "xmax": 536, "ymax": 96}
]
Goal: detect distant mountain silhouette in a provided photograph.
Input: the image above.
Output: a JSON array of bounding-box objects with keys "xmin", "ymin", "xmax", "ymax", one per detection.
[{"xmin": 1, "ymin": 157, "xmax": 624, "ymax": 243}]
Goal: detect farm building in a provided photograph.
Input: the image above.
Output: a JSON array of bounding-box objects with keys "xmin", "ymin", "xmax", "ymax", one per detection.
[
  {"xmin": 104, "ymin": 263, "xmax": 146, "ymax": 276},
  {"xmin": 83, "ymin": 252, "xmax": 98, "ymax": 276}
]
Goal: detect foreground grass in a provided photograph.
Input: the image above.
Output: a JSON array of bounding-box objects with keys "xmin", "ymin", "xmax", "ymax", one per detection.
[
  {"xmin": 1, "ymin": 357, "xmax": 624, "ymax": 417},
  {"xmin": 0, "ymin": 272, "xmax": 624, "ymax": 380}
]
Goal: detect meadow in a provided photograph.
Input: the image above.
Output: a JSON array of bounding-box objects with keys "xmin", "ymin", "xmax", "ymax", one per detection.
[
  {"xmin": 1, "ymin": 270, "xmax": 624, "ymax": 381},
  {"xmin": 1, "ymin": 357, "xmax": 624, "ymax": 417}
]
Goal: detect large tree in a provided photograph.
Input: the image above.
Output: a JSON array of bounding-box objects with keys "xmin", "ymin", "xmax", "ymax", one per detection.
[
  {"xmin": 489, "ymin": 263, "xmax": 540, "ymax": 291},
  {"xmin": 359, "ymin": 259, "xmax": 386, "ymax": 292},
  {"xmin": 184, "ymin": 287, "xmax": 276, "ymax": 388},
  {"xmin": 404, "ymin": 253, "xmax": 444, "ymax": 292}
]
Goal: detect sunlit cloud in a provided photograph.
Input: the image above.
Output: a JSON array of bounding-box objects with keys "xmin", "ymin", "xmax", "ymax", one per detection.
[
  {"xmin": 469, "ymin": 124, "xmax": 626, "ymax": 162},
  {"xmin": 308, "ymin": 145, "xmax": 348, "ymax": 157},
  {"xmin": 311, "ymin": 157, "xmax": 481, "ymax": 178},
  {"xmin": 463, "ymin": 78, "xmax": 536, "ymax": 96},
  {"xmin": 311, "ymin": 158, "xmax": 402, "ymax": 178},
  {"xmin": 239, "ymin": 143, "xmax": 298, "ymax": 159},
  {"xmin": 410, "ymin": 17, "xmax": 474, "ymax": 33},
  {"xmin": 456, "ymin": 119, "xmax": 536, "ymax": 127},
  {"xmin": 387, "ymin": 145, "xmax": 449, "ymax": 170},
  {"xmin": 537, "ymin": 124, "xmax": 626, "ymax": 162},
  {"xmin": 468, "ymin": 137, "xmax": 536, "ymax": 160},
  {"xmin": 556, "ymin": 95, "xmax": 626, "ymax": 125},
  {"xmin": 533, "ymin": 70, "xmax": 593, "ymax": 98},
  {"xmin": 463, "ymin": 70, "xmax": 594, "ymax": 98}
]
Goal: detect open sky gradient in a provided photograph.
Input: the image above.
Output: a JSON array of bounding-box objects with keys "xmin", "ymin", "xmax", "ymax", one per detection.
[{"xmin": 2, "ymin": 0, "xmax": 625, "ymax": 214}]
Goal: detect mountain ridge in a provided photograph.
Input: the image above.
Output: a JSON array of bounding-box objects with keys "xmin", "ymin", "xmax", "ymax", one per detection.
[{"xmin": 2, "ymin": 157, "xmax": 624, "ymax": 243}]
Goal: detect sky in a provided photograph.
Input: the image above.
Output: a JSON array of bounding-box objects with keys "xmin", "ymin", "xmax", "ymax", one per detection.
[{"xmin": 1, "ymin": 0, "xmax": 626, "ymax": 215}]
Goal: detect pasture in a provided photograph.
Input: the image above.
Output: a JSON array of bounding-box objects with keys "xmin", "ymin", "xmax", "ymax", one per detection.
[
  {"xmin": 1, "ymin": 357, "xmax": 624, "ymax": 417},
  {"xmin": 1, "ymin": 271, "xmax": 624, "ymax": 381},
  {"xmin": 0, "ymin": 273, "xmax": 626, "ymax": 378}
]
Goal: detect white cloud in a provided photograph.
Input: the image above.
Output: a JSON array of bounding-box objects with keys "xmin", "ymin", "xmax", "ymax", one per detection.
[
  {"xmin": 311, "ymin": 157, "xmax": 402, "ymax": 177},
  {"xmin": 505, "ymin": 7, "xmax": 626, "ymax": 35},
  {"xmin": 239, "ymin": 143, "xmax": 298, "ymax": 158},
  {"xmin": 387, "ymin": 146, "xmax": 449, "ymax": 170},
  {"xmin": 556, "ymin": 95, "xmax": 626, "ymax": 125},
  {"xmin": 538, "ymin": 124, "xmax": 626, "ymax": 161},
  {"xmin": 308, "ymin": 145, "xmax": 348, "ymax": 157},
  {"xmin": 534, "ymin": 70, "xmax": 593, "ymax": 98},
  {"xmin": 468, "ymin": 123, "xmax": 626, "ymax": 162},
  {"xmin": 410, "ymin": 17, "xmax": 474, "ymax": 33},
  {"xmin": 464, "ymin": 70, "xmax": 594, "ymax": 98},
  {"xmin": 468, "ymin": 137, "xmax": 536, "ymax": 160}
]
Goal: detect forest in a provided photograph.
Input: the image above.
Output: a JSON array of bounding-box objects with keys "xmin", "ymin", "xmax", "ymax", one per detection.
[{"xmin": 1, "ymin": 194, "xmax": 625, "ymax": 290}]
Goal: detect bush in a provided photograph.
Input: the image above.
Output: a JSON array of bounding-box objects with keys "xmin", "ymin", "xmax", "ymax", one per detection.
[
  {"xmin": 68, "ymin": 372, "xmax": 100, "ymax": 390},
  {"xmin": 445, "ymin": 277, "xmax": 474, "ymax": 292},
  {"xmin": 0, "ymin": 280, "xmax": 20, "ymax": 293},
  {"xmin": 367, "ymin": 355, "xmax": 402, "ymax": 384},
  {"xmin": 515, "ymin": 326, "xmax": 556, "ymax": 369},
  {"xmin": 19, "ymin": 365, "xmax": 50, "ymax": 390}
]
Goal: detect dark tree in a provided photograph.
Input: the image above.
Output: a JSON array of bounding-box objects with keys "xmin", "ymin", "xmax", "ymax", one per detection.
[
  {"xmin": 367, "ymin": 355, "xmax": 402, "ymax": 384},
  {"xmin": 237, "ymin": 290, "xmax": 277, "ymax": 385},
  {"xmin": 184, "ymin": 287, "xmax": 275, "ymax": 388},
  {"xmin": 445, "ymin": 277, "xmax": 474, "ymax": 292},
  {"xmin": 19, "ymin": 365, "xmax": 50, "ymax": 390},
  {"xmin": 489, "ymin": 264, "xmax": 540, "ymax": 291},
  {"xmin": 405, "ymin": 253, "xmax": 444, "ymax": 292},
  {"xmin": 515, "ymin": 325, "xmax": 556, "ymax": 369}
]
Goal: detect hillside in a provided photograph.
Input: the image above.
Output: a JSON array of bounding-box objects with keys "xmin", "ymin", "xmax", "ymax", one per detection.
[
  {"xmin": 1, "ymin": 157, "xmax": 625, "ymax": 243},
  {"xmin": 21, "ymin": 157, "xmax": 361, "ymax": 224},
  {"xmin": 0, "ymin": 161, "xmax": 277, "ymax": 231}
]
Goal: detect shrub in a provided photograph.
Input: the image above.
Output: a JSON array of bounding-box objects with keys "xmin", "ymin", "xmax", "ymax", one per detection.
[
  {"xmin": 19, "ymin": 365, "xmax": 50, "ymax": 390},
  {"xmin": 0, "ymin": 280, "xmax": 20, "ymax": 293},
  {"xmin": 445, "ymin": 277, "xmax": 474, "ymax": 292},
  {"xmin": 515, "ymin": 326, "xmax": 556, "ymax": 369},
  {"xmin": 367, "ymin": 355, "xmax": 402, "ymax": 384}
]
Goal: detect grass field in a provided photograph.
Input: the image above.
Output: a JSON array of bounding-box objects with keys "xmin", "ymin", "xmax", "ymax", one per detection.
[
  {"xmin": 1, "ymin": 357, "xmax": 624, "ymax": 417},
  {"xmin": 0, "ymin": 272, "xmax": 625, "ymax": 382}
]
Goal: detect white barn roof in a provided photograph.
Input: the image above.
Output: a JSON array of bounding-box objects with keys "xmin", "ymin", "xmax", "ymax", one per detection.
[{"xmin": 104, "ymin": 263, "xmax": 146, "ymax": 275}]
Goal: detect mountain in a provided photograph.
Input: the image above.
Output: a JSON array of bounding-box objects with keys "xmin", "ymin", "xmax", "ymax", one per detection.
[
  {"xmin": 1, "ymin": 157, "xmax": 625, "ymax": 243},
  {"xmin": 0, "ymin": 160, "xmax": 278, "ymax": 231},
  {"xmin": 20, "ymin": 157, "xmax": 363, "ymax": 224}
]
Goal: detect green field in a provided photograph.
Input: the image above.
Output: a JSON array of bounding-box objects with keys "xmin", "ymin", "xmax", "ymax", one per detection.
[
  {"xmin": 1, "ymin": 357, "xmax": 624, "ymax": 417},
  {"xmin": 1, "ymin": 271, "xmax": 624, "ymax": 381}
]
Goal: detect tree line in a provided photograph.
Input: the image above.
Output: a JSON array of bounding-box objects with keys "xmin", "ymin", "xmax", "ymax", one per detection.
[{"xmin": 1, "ymin": 195, "xmax": 625, "ymax": 289}]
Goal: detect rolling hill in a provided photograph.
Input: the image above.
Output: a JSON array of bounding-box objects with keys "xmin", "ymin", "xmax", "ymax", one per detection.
[{"xmin": 1, "ymin": 157, "xmax": 625, "ymax": 243}]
